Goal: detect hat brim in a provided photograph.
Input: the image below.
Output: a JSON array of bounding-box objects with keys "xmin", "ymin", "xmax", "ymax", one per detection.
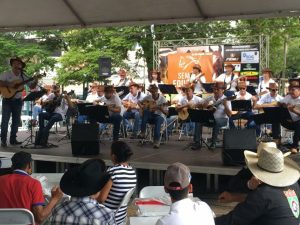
[
  {"xmin": 244, "ymin": 150, "xmax": 300, "ymax": 187},
  {"xmin": 60, "ymin": 167, "xmax": 110, "ymax": 197}
]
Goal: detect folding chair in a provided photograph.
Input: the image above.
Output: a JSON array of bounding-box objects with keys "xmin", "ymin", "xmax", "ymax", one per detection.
[
  {"xmin": 115, "ymin": 187, "xmax": 136, "ymax": 225},
  {"xmin": 0, "ymin": 208, "xmax": 34, "ymax": 225},
  {"xmin": 139, "ymin": 186, "xmax": 167, "ymax": 198}
]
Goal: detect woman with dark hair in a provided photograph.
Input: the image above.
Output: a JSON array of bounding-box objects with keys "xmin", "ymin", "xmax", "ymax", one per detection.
[
  {"xmin": 145, "ymin": 69, "xmax": 164, "ymax": 91},
  {"xmin": 97, "ymin": 141, "xmax": 137, "ymax": 225}
]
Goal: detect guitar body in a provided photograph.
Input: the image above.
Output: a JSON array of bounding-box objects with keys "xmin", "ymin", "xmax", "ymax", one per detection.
[
  {"xmin": 0, "ymin": 73, "xmax": 45, "ymax": 99},
  {"xmin": 178, "ymin": 107, "xmax": 189, "ymax": 120},
  {"xmin": 0, "ymin": 80, "xmax": 24, "ymax": 98}
]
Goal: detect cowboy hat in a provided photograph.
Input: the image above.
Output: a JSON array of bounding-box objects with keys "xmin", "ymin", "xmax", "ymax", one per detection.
[
  {"xmin": 224, "ymin": 63, "xmax": 235, "ymax": 69},
  {"xmin": 262, "ymin": 68, "xmax": 273, "ymax": 74},
  {"xmin": 212, "ymin": 82, "xmax": 226, "ymax": 90},
  {"xmin": 60, "ymin": 159, "xmax": 110, "ymax": 197},
  {"xmin": 10, "ymin": 57, "xmax": 26, "ymax": 68},
  {"xmin": 244, "ymin": 147, "xmax": 300, "ymax": 187},
  {"xmin": 267, "ymin": 82, "xmax": 279, "ymax": 90},
  {"xmin": 256, "ymin": 142, "xmax": 277, "ymax": 155},
  {"xmin": 289, "ymin": 80, "xmax": 300, "ymax": 88},
  {"xmin": 192, "ymin": 64, "xmax": 202, "ymax": 71}
]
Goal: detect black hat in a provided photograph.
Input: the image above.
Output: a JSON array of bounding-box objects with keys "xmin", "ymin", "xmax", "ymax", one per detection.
[
  {"xmin": 10, "ymin": 57, "xmax": 26, "ymax": 69},
  {"xmin": 60, "ymin": 159, "xmax": 110, "ymax": 197},
  {"xmin": 11, "ymin": 151, "xmax": 32, "ymax": 169}
]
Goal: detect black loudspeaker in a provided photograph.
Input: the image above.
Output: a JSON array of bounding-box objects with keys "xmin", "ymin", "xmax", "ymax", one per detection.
[
  {"xmin": 99, "ymin": 57, "xmax": 111, "ymax": 77},
  {"xmin": 222, "ymin": 129, "xmax": 257, "ymax": 166},
  {"xmin": 71, "ymin": 123, "xmax": 100, "ymax": 156}
]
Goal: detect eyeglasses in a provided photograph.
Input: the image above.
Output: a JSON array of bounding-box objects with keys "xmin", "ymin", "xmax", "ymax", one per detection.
[
  {"xmin": 239, "ymin": 88, "xmax": 246, "ymax": 90},
  {"xmin": 270, "ymin": 89, "xmax": 278, "ymax": 91}
]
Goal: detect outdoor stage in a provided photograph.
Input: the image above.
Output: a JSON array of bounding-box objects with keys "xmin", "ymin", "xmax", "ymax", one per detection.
[{"xmin": 1, "ymin": 128, "xmax": 299, "ymax": 192}]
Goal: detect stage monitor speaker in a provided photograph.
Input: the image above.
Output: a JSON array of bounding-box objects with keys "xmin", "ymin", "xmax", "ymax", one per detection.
[
  {"xmin": 71, "ymin": 123, "xmax": 100, "ymax": 156},
  {"xmin": 222, "ymin": 129, "xmax": 257, "ymax": 166},
  {"xmin": 99, "ymin": 57, "xmax": 111, "ymax": 77}
]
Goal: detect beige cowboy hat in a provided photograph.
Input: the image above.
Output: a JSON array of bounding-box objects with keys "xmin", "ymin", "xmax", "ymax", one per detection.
[{"xmin": 244, "ymin": 146, "xmax": 300, "ymax": 187}]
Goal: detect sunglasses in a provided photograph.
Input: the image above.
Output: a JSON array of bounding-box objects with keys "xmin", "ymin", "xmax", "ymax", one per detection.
[
  {"xmin": 239, "ymin": 88, "xmax": 246, "ymax": 90},
  {"xmin": 270, "ymin": 89, "xmax": 278, "ymax": 91}
]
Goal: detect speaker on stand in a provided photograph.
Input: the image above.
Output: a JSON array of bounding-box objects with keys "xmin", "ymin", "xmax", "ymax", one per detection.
[{"xmin": 99, "ymin": 57, "xmax": 112, "ymax": 78}]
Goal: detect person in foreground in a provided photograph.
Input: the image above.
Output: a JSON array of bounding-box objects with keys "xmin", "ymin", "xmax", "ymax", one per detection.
[
  {"xmin": 156, "ymin": 162, "xmax": 215, "ymax": 225},
  {"xmin": 50, "ymin": 159, "xmax": 115, "ymax": 225},
  {"xmin": 215, "ymin": 146, "xmax": 300, "ymax": 225},
  {"xmin": 97, "ymin": 141, "xmax": 137, "ymax": 225},
  {"xmin": 0, "ymin": 151, "xmax": 63, "ymax": 224}
]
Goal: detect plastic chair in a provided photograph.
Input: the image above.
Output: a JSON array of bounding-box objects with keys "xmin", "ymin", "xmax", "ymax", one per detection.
[
  {"xmin": 0, "ymin": 208, "xmax": 35, "ymax": 225},
  {"xmin": 139, "ymin": 186, "xmax": 167, "ymax": 198},
  {"xmin": 115, "ymin": 187, "xmax": 136, "ymax": 225}
]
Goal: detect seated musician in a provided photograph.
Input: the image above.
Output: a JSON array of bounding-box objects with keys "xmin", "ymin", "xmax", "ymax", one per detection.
[
  {"xmin": 140, "ymin": 84, "xmax": 168, "ymax": 149},
  {"xmin": 97, "ymin": 86, "xmax": 123, "ymax": 141},
  {"xmin": 77, "ymin": 82, "xmax": 101, "ymax": 123},
  {"xmin": 229, "ymin": 81, "xmax": 256, "ymax": 130},
  {"xmin": 114, "ymin": 69, "xmax": 131, "ymax": 87},
  {"xmin": 35, "ymin": 85, "xmax": 74, "ymax": 147},
  {"xmin": 176, "ymin": 84, "xmax": 202, "ymax": 137},
  {"xmin": 122, "ymin": 83, "xmax": 145, "ymax": 139},
  {"xmin": 192, "ymin": 82, "xmax": 232, "ymax": 150},
  {"xmin": 278, "ymin": 80, "xmax": 300, "ymax": 154},
  {"xmin": 253, "ymin": 82, "xmax": 283, "ymax": 140},
  {"xmin": 86, "ymin": 82, "xmax": 101, "ymax": 102}
]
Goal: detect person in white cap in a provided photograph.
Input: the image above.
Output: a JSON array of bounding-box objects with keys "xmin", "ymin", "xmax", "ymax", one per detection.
[
  {"xmin": 215, "ymin": 146, "xmax": 300, "ymax": 225},
  {"xmin": 156, "ymin": 162, "xmax": 215, "ymax": 225}
]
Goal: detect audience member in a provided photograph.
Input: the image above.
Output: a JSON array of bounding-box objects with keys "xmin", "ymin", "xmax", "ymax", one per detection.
[
  {"xmin": 215, "ymin": 146, "xmax": 300, "ymax": 225},
  {"xmin": 98, "ymin": 141, "xmax": 137, "ymax": 225},
  {"xmin": 156, "ymin": 162, "xmax": 215, "ymax": 225},
  {"xmin": 50, "ymin": 159, "xmax": 115, "ymax": 225},
  {"xmin": 0, "ymin": 151, "xmax": 63, "ymax": 224}
]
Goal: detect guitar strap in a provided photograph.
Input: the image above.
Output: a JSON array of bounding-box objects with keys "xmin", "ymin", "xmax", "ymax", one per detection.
[{"xmin": 224, "ymin": 73, "xmax": 234, "ymax": 90}]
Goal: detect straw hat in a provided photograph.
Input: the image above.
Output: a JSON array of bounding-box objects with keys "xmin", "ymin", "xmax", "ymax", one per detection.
[
  {"xmin": 10, "ymin": 57, "xmax": 26, "ymax": 68},
  {"xmin": 267, "ymin": 82, "xmax": 279, "ymax": 90},
  {"xmin": 212, "ymin": 82, "xmax": 226, "ymax": 90},
  {"xmin": 244, "ymin": 147, "xmax": 300, "ymax": 187},
  {"xmin": 192, "ymin": 64, "xmax": 202, "ymax": 72},
  {"xmin": 147, "ymin": 84, "xmax": 159, "ymax": 92},
  {"xmin": 289, "ymin": 80, "xmax": 300, "ymax": 88}
]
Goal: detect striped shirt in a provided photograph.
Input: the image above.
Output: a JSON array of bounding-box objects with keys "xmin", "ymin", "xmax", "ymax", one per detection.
[{"xmin": 104, "ymin": 164, "xmax": 137, "ymax": 225}]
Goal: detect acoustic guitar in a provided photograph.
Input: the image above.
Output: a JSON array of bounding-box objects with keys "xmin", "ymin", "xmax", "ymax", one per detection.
[{"xmin": 0, "ymin": 73, "xmax": 46, "ymax": 98}]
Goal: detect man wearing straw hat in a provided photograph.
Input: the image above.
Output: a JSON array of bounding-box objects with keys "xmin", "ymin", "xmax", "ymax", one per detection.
[{"xmin": 215, "ymin": 146, "xmax": 300, "ymax": 225}]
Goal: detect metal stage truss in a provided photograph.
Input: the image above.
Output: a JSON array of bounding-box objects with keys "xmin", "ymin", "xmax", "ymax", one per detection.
[{"xmin": 153, "ymin": 35, "xmax": 269, "ymax": 72}]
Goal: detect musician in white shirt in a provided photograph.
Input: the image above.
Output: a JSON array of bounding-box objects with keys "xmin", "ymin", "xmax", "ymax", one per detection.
[
  {"xmin": 114, "ymin": 69, "xmax": 131, "ymax": 87},
  {"xmin": 253, "ymin": 82, "xmax": 283, "ymax": 139},
  {"xmin": 140, "ymin": 84, "xmax": 168, "ymax": 148},
  {"xmin": 0, "ymin": 57, "xmax": 38, "ymax": 147},
  {"xmin": 215, "ymin": 64, "xmax": 238, "ymax": 92},
  {"xmin": 122, "ymin": 83, "xmax": 146, "ymax": 139},
  {"xmin": 192, "ymin": 82, "xmax": 232, "ymax": 150},
  {"xmin": 145, "ymin": 69, "xmax": 164, "ymax": 91},
  {"xmin": 85, "ymin": 83, "xmax": 101, "ymax": 103},
  {"xmin": 229, "ymin": 82, "xmax": 256, "ymax": 130},
  {"xmin": 256, "ymin": 68, "xmax": 275, "ymax": 97},
  {"xmin": 189, "ymin": 64, "xmax": 206, "ymax": 94},
  {"xmin": 98, "ymin": 86, "xmax": 123, "ymax": 141},
  {"xmin": 278, "ymin": 80, "xmax": 300, "ymax": 154}
]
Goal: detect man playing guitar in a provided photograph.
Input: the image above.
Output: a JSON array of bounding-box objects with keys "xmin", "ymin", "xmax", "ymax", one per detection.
[
  {"xmin": 0, "ymin": 57, "xmax": 38, "ymax": 147},
  {"xmin": 215, "ymin": 64, "xmax": 238, "ymax": 92},
  {"xmin": 122, "ymin": 83, "xmax": 145, "ymax": 139},
  {"xmin": 192, "ymin": 82, "xmax": 232, "ymax": 150},
  {"xmin": 35, "ymin": 85, "xmax": 73, "ymax": 147},
  {"xmin": 278, "ymin": 80, "xmax": 300, "ymax": 154},
  {"xmin": 139, "ymin": 84, "xmax": 168, "ymax": 149}
]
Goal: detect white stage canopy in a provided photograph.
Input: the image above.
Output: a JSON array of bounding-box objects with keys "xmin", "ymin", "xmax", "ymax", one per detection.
[{"xmin": 1, "ymin": 0, "xmax": 300, "ymax": 31}]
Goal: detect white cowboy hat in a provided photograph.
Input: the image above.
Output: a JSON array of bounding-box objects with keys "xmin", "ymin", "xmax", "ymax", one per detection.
[
  {"xmin": 244, "ymin": 147, "xmax": 300, "ymax": 187},
  {"xmin": 257, "ymin": 142, "xmax": 277, "ymax": 155}
]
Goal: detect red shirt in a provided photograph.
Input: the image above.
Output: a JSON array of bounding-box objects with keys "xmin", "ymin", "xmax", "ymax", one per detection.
[{"xmin": 0, "ymin": 170, "xmax": 45, "ymax": 211}]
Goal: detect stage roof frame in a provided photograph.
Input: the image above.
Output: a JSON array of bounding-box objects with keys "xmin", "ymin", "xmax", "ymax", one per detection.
[{"xmin": 0, "ymin": 0, "xmax": 300, "ymax": 32}]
